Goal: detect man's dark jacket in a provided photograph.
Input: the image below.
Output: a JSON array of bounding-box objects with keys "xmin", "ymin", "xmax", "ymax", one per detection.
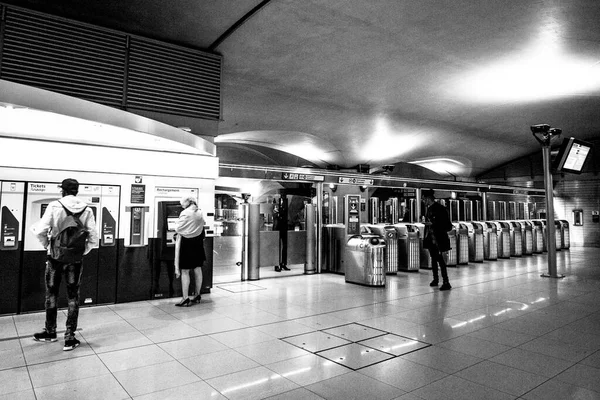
[{"xmin": 425, "ymin": 202, "xmax": 453, "ymax": 252}]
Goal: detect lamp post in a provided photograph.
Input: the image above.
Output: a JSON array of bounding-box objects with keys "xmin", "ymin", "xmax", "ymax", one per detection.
[{"xmin": 531, "ymin": 124, "xmax": 564, "ymax": 279}]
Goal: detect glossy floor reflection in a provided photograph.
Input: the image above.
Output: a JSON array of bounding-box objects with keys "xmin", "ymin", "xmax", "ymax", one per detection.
[{"xmin": 1, "ymin": 248, "xmax": 599, "ymax": 399}]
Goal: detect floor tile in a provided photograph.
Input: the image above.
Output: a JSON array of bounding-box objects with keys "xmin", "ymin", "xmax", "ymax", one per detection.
[
  {"xmin": 266, "ymin": 353, "xmax": 351, "ymax": 386},
  {"xmin": 0, "ymin": 367, "xmax": 32, "ymax": 396},
  {"xmin": 359, "ymin": 333, "xmax": 429, "ymax": 356},
  {"xmin": 400, "ymin": 345, "xmax": 483, "ymax": 374},
  {"xmin": 520, "ymin": 378, "xmax": 600, "ymax": 400},
  {"xmin": 466, "ymin": 325, "xmax": 536, "ymax": 347},
  {"xmin": 305, "ymin": 371, "xmax": 406, "ymax": 400},
  {"xmin": 322, "ymin": 323, "xmax": 387, "ymax": 342},
  {"xmin": 133, "ymin": 381, "xmax": 227, "ymax": 400},
  {"xmin": 437, "ymin": 335, "xmax": 511, "ymax": 359},
  {"xmin": 210, "ymin": 327, "xmax": 276, "ymax": 348},
  {"xmin": 490, "ymin": 347, "xmax": 574, "ymax": 377},
  {"xmin": 236, "ymin": 339, "xmax": 311, "ymax": 365},
  {"xmin": 455, "ymin": 360, "xmax": 548, "ymax": 397},
  {"xmin": 359, "ymin": 356, "xmax": 448, "ymax": 392},
  {"xmin": 254, "ymin": 320, "xmax": 317, "ymax": 338},
  {"xmin": 179, "ymin": 348, "xmax": 259, "ymax": 379},
  {"xmin": 317, "ymin": 343, "xmax": 394, "ymax": 370},
  {"xmin": 98, "ymin": 344, "xmax": 174, "ymax": 372},
  {"xmin": 411, "ymin": 375, "xmax": 514, "ymax": 400},
  {"xmin": 283, "ymin": 331, "xmax": 351, "ymax": 353},
  {"xmin": 113, "ymin": 360, "xmax": 200, "ymax": 397},
  {"xmin": 158, "ymin": 335, "xmax": 228, "ymax": 359},
  {"xmin": 33, "ymin": 373, "xmax": 129, "ymax": 400},
  {"xmin": 518, "ymin": 337, "xmax": 597, "ymax": 363},
  {"xmin": 28, "ymin": 354, "xmax": 110, "ymax": 388},
  {"xmin": 555, "ymin": 364, "xmax": 600, "ymax": 393},
  {"xmin": 263, "ymin": 387, "xmax": 326, "ymax": 399},
  {"xmin": 83, "ymin": 330, "xmax": 153, "ymax": 353},
  {"xmin": 207, "ymin": 366, "xmax": 299, "ymax": 400}
]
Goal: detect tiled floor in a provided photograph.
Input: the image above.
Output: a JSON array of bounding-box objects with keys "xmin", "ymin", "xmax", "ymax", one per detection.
[{"xmin": 1, "ymin": 248, "xmax": 599, "ymax": 399}]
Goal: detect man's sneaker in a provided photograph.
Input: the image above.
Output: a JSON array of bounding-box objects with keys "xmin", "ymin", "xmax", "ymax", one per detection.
[
  {"xmin": 440, "ymin": 282, "xmax": 452, "ymax": 291},
  {"xmin": 63, "ymin": 337, "xmax": 80, "ymax": 351},
  {"xmin": 33, "ymin": 329, "xmax": 57, "ymax": 342}
]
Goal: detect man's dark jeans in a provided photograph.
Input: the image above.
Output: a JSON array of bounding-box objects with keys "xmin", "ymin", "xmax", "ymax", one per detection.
[
  {"xmin": 428, "ymin": 244, "xmax": 449, "ymax": 283},
  {"xmin": 44, "ymin": 258, "xmax": 83, "ymax": 339}
]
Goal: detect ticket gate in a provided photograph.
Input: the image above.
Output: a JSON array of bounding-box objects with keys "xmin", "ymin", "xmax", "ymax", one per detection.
[
  {"xmin": 392, "ymin": 223, "xmax": 420, "ymax": 272},
  {"xmin": 21, "ymin": 182, "xmax": 119, "ymax": 312},
  {"xmin": 0, "ymin": 181, "xmax": 25, "ymax": 315},
  {"xmin": 324, "ymin": 224, "xmax": 346, "ymax": 273},
  {"xmin": 460, "ymin": 222, "xmax": 484, "ymax": 262},
  {"xmin": 413, "ymin": 222, "xmax": 431, "ymax": 269},
  {"xmin": 444, "ymin": 228, "xmax": 458, "ymax": 267},
  {"xmin": 499, "ymin": 221, "xmax": 522, "ymax": 257},
  {"xmin": 490, "ymin": 221, "xmax": 511, "ymax": 258},
  {"xmin": 553, "ymin": 221, "xmax": 563, "ymax": 251},
  {"xmin": 517, "ymin": 220, "xmax": 534, "ymax": 255},
  {"xmin": 558, "ymin": 220, "xmax": 570, "ymax": 249},
  {"xmin": 482, "ymin": 222, "xmax": 498, "ymax": 260},
  {"xmin": 453, "ymin": 222, "xmax": 469, "ymax": 265},
  {"xmin": 530, "ymin": 220, "xmax": 545, "ymax": 253},
  {"xmin": 365, "ymin": 224, "xmax": 399, "ymax": 274}
]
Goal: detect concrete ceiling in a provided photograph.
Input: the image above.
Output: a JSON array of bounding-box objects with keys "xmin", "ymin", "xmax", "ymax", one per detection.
[{"xmin": 5, "ymin": 0, "xmax": 600, "ymax": 177}]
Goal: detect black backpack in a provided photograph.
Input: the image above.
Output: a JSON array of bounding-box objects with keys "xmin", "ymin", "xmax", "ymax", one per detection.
[{"xmin": 49, "ymin": 201, "xmax": 89, "ymax": 263}]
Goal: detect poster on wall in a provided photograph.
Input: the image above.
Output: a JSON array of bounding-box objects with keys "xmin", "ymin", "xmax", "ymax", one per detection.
[{"xmin": 131, "ymin": 184, "xmax": 146, "ymax": 204}]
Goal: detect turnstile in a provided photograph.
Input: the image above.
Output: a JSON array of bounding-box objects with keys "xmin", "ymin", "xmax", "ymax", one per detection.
[
  {"xmin": 460, "ymin": 222, "xmax": 484, "ymax": 262},
  {"xmin": 553, "ymin": 221, "xmax": 563, "ymax": 251},
  {"xmin": 482, "ymin": 221, "xmax": 498, "ymax": 260},
  {"xmin": 453, "ymin": 222, "xmax": 469, "ymax": 265},
  {"xmin": 413, "ymin": 222, "xmax": 431, "ymax": 269},
  {"xmin": 444, "ymin": 228, "xmax": 458, "ymax": 267},
  {"xmin": 324, "ymin": 224, "xmax": 346, "ymax": 273},
  {"xmin": 558, "ymin": 220, "xmax": 570, "ymax": 249},
  {"xmin": 500, "ymin": 221, "xmax": 522, "ymax": 257},
  {"xmin": 530, "ymin": 220, "xmax": 545, "ymax": 253},
  {"xmin": 491, "ymin": 221, "xmax": 511, "ymax": 258},
  {"xmin": 365, "ymin": 224, "xmax": 399, "ymax": 274},
  {"xmin": 516, "ymin": 220, "xmax": 534, "ymax": 255},
  {"xmin": 393, "ymin": 223, "xmax": 420, "ymax": 271}
]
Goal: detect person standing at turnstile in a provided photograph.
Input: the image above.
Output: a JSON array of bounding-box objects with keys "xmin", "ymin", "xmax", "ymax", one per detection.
[
  {"xmin": 422, "ymin": 190, "xmax": 453, "ymax": 291},
  {"xmin": 273, "ymin": 196, "xmax": 290, "ymax": 272}
]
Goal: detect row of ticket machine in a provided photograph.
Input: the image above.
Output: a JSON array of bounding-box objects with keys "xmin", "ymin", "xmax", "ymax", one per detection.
[{"xmin": 323, "ymin": 219, "xmax": 571, "ymax": 287}]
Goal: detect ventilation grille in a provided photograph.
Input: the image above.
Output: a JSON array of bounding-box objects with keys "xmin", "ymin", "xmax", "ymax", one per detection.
[
  {"xmin": 1, "ymin": 7, "xmax": 126, "ymax": 107},
  {"xmin": 127, "ymin": 38, "xmax": 221, "ymax": 120}
]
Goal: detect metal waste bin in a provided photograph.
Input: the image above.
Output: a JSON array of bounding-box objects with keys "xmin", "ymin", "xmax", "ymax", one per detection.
[
  {"xmin": 482, "ymin": 222, "xmax": 498, "ymax": 260},
  {"xmin": 413, "ymin": 222, "xmax": 431, "ymax": 269},
  {"xmin": 453, "ymin": 222, "xmax": 469, "ymax": 265},
  {"xmin": 393, "ymin": 223, "xmax": 420, "ymax": 272},
  {"xmin": 558, "ymin": 220, "xmax": 570, "ymax": 249},
  {"xmin": 366, "ymin": 224, "xmax": 399, "ymax": 274},
  {"xmin": 461, "ymin": 222, "xmax": 484, "ymax": 262},
  {"xmin": 344, "ymin": 234, "xmax": 386, "ymax": 287},
  {"xmin": 530, "ymin": 220, "xmax": 545, "ymax": 253},
  {"xmin": 325, "ymin": 224, "xmax": 346, "ymax": 273}
]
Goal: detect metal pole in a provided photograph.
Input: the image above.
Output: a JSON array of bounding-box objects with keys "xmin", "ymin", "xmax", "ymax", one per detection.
[
  {"xmin": 481, "ymin": 192, "xmax": 487, "ymax": 221},
  {"xmin": 240, "ymin": 203, "xmax": 248, "ymax": 281},
  {"xmin": 304, "ymin": 204, "xmax": 316, "ymax": 274},
  {"xmin": 541, "ymin": 144, "xmax": 564, "ymax": 278},
  {"xmin": 316, "ymin": 183, "xmax": 323, "ymax": 273},
  {"xmin": 247, "ymin": 203, "xmax": 261, "ymax": 280}
]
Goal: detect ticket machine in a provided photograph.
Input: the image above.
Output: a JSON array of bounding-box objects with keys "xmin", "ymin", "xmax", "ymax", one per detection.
[
  {"xmin": 0, "ymin": 181, "xmax": 25, "ymax": 314},
  {"xmin": 153, "ymin": 200, "xmax": 181, "ymax": 298},
  {"xmin": 21, "ymin": 182, "xmax": 119, "ymax": 312}
]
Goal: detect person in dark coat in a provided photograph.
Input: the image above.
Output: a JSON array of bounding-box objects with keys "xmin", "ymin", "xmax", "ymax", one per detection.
[{"xmin": 422, "ymin": 189, "xmax": 453, "ymax": 291}]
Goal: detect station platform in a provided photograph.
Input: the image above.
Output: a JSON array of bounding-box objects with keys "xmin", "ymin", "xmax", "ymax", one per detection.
[{"xmin": 1, "ymin": 248, "xmax": 599, "ymax": 399}]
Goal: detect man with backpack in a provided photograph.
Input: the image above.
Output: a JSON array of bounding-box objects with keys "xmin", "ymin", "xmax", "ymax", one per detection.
[{"xmin": 30, "ymin": 178, "xmax": 98, "ymax": 351}]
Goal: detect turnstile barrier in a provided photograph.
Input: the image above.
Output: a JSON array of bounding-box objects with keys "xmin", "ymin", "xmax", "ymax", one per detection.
[
  {"xmin": 444, "ymin": 229, "xmax": 458, "ymax": 267},
  {"xmin": 453, "ymin": 222, "xmax": 469, "ymax": 265},
  {"xmin": 517, "ymin": 220, "xmax": 534, "ymax": 255},
  {"xmin": 393, "ymin": 223, "xmax": 420, "ymax": 272},
  {"xmin": 413, "ymin": 222, "xmax": 431, "ymax": 270},
  {"xmin": 483, "ymin": 222, "xmax": 498, "ymax": 260},
  {"xmin": 530, "ymin": 220, "xmax": 545, "ymax": 253},
  {"xmin": 365, "ymin": 224, "xmax": 399, "ymax": 274},
  {"xmin": 324, "ymin": 224, "xmax": 346, "ymax": 273},
  {"xmin": 461, "ymin": 222, "xmax": 484, "ymax": 262},
  {"xmin": 558, "ymin": 220, "xmax": 570, "ymax": 249}
]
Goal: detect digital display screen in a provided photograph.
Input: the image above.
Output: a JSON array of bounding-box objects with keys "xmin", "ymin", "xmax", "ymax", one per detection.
[{"xmin": 553, "ymin": 137, "xmax": 593, "ymax": 174}]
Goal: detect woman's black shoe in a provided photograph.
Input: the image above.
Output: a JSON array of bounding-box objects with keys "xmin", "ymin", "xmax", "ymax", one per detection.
[
  {"xmin": 192, "ymin": 294, "xmax": 202, "ymax": 304},
  {"xmin": 280, "ymin": 264, "xmax": 290, "ymax": 271},
  {"xmin": 175, "ymin": 298, "xmax": 191, "ymax": 307}
]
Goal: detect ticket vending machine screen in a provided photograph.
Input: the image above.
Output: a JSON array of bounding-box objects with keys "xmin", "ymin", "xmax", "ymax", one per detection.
[{"xmin": 165, "ymin": 204, "xmax": 180, "ymax": 247}]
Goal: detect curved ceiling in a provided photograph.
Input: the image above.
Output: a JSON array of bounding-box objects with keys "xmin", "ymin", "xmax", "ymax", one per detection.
[{"xmin": 4, "ymin": 0, "xmax": 600, "ymax": 178}]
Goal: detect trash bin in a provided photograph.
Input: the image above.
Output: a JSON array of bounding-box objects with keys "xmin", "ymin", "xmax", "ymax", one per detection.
[
  {"xmin": 413, "ymin": 222, "xmax": 431, "ymax": 270},
  {"xmin": 393, "ymin": 223, "xmax": 420, "ymax": 272},
  {"xmin": 483, "ymin": 221, "xmax": 498, "ymax": 260},
  {"xmin": 453, "ymin": 222, "xmax": 469, "ymax": 265},
  {"xmin": 325, "ymin": 224, "xmax": 346, "ymax": 273},
  {"xmin": 530, "ymin": 220, "xmax": 544, "ymax": 253},
  {"xmin": 558, "ymin": 220, "xmax": 570, "ymax": 249},
  {"xmin": 344, "ymin": 234, "xmax": 386, "ymax": 287},
  {"xmin": 461, "ymin": 222, "xmax": 484, "ymax": 262},
  {"xmin": 366, "ymin": 224, "xmax": 399, "ymax": 274}
]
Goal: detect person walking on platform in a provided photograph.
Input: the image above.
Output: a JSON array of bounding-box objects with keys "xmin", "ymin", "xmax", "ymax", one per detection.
[
  {"xmin": 273, "ymin": 196, "xmax": 290, "ymax": 272},
  {"xmin": 31, "ymin": 178, "xmax": 98, "ymax": 351},
  {"xmin": 174, "ymin": 195, "xmax": 206, "ymax": 306},
  {"xmin": 422, "ymin": 189, "xmax": 453, "ymax": 291}
]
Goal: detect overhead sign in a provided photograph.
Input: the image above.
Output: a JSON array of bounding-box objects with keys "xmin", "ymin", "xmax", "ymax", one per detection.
[
  {"xmin": 281, "ymin": 173, "xmax": 324, "ymax": 181},
  {"xmin": 338, "ymin": 177, "xmax": 374, "ymax": 185}
]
